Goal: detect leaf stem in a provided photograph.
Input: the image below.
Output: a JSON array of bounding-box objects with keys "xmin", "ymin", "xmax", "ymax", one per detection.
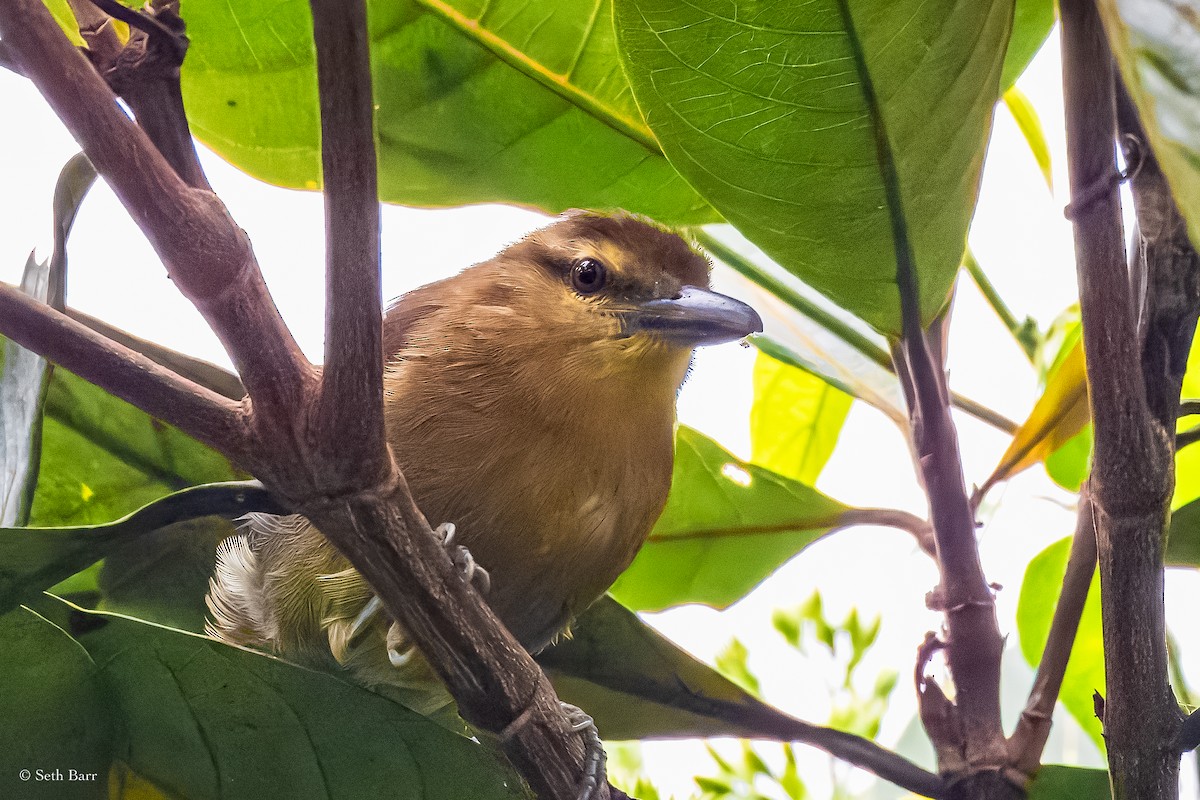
[
  {"xmin": 963, "ymin": 249, "xmax": 1036, "ymax": 362},
  {"xmin": 695, "ymin": 229, "xmax": 1018, "ymax": 434}
]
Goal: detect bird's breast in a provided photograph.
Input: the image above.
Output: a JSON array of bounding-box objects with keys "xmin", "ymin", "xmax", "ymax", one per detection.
[{"xmin": 385, "ymin": 366, "xmax": 675, "ymax": 651}]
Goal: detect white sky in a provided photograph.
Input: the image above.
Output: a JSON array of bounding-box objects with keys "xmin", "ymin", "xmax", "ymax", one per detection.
[{"xmin": 3, "ymin": 25, "xmax": 1199, "ymax": 800}]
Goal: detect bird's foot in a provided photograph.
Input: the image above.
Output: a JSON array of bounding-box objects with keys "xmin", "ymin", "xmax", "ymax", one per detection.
[
  {"xmin": 346, "ymin": 522, "xmax": 489, "ymax": 647},
  {"xmin": 435, "ymin": 522, "xmax": 491, "ymax": 595},
  {"xmin": 561, "ymin": 702, "xmax": 605, "ymax": 800}
]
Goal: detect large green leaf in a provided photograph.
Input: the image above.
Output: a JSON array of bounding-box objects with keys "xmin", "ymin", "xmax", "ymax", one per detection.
[
  {"xmin": 0, "ymin": 608, "xmax": 112, "ymax": 799},
  {"xmin": 0, "ymin": 482, "xmax": 276, "ymax": 617},
  {"xmin": 615, "ymin": 0, "xmax": 1011, "ymax": 334},
  {"xmin": 180, "ymin": 0, "xmax": 713, "ymax": 223},
  {"xmin": 1099, "ymin": 1, "xmax": 1200, "ymax": 254},
  {"xmin": 1016, "ymin": 537, "xmax": 1105, "ymax": 753},
  {"xmin": 543, "ymin": 596, "xmax": 904, "ymax": 748},
  {"xmin": 36, "ymin": 600, "xmax": 527, "ymax": 800},
  {"xmin": 750, "ymin": 351, "xmax": 852, "ymax": 484},
  {"xmin": 610, "ymin": 427, "xmax": 849, "ymax": 611},
  {"xmin": 1166, "ymin": 498, "xmax": 1200, "ymax": 567},
  {"xmin": 1001, "ymin": 0, "xmax": 1055, "ymax": 89},
  {"xmin": 28, "ymin": 369, "xmax": 240, "ymax": 526}
]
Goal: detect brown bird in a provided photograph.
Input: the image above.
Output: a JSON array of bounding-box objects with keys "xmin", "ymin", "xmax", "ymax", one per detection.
[{"xmin": 206, "ymin": 212, "xmax": 762, "ymax": 710}]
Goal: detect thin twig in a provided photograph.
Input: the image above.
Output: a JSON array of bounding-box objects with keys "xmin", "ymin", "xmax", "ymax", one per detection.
[
  {"xmin": 1007, "ymin": 490, "xmax": 1097, "ymax": 775},
  {"xmin": 963, "ymin": 249, "xmax": 1036, "ymax": 363},
  {"xmin": 695, "ymin": 230, "xmax": 1018, "ymax": 434},
  {"xmin": 0, "ymin": 281, "xmax": 247, "ymax": 458}
]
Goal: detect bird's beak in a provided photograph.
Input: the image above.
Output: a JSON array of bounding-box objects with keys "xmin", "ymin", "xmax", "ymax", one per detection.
[{"xmin": 619, "ymin": 286, "xmax": 764, "ymax": 346}]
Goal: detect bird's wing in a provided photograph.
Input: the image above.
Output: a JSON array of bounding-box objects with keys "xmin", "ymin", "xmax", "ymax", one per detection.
[{"xmin": 383, "ymin": 282, "xmax": 448, "ymax": 361}]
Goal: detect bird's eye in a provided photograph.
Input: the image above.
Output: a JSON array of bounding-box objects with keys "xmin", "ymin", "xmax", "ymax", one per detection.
[{"xmin": 570, "ymin": 258, "xmax": 606, "ymax": 294}]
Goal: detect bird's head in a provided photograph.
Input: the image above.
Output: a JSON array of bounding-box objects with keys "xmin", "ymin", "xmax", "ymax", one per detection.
[{"xmin": 488, "ymin": 212, "xmax": 763, "ymax": 385}]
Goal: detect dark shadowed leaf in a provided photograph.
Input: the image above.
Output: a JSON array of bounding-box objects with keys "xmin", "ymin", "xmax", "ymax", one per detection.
[
  {"xmin": 28, "ymin": 369, "xmax": 241, "ymax": 526},
  {"xmin": 615, "ymin": 0, "xmax": 1011, "ymax": 333},
  {"xmin": 0, "ymin": 607, "xmax": 112, "ymax": 800},
  {"xmin": 0, "ymin": 482, "xmax": 276, "ymax": 616},
  {"xmin": 40, "ymin": 599, "xmax": 527, "ymax": 800},
  {"xmin": 1027, "ymin": 765, "xmax": 1111, "ymax": 799},
  {"xmin": 180, "ymin": 0, "xmax": 713, "ymax": 223},
  {"xmin": 542, "ymin": 596, "xmax": 844, "ymax": 742},
  {"xmin": 610, "ymin": 427, "xmax": 849, "ymax": 612},
  {"xmin": 1016, "ymin": 537, "xmax": 1105, "ymax": 753}
]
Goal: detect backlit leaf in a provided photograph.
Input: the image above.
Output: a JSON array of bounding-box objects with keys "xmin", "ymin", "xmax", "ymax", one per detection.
[
  {"xmin": 615, "ymin": 0, "xmax": 1011, "ymax": 333},
  {"xmin": 978, "ymin": 340, "xmax": 1090, "ymax": 499},
  {"xmin": 750, "ymin": 352, "xmax": 852, "ymax": 484},
  {"xmin": 610, "ymin": 427, "xmax": 849, "ymax": 611},
  {"xmin": 1016, "ymin": 537, "xmax": 1105, "ymax": 753},
  {"xmin": 181, "ymin": 0, "xmax": 713, "ymax": 223}
]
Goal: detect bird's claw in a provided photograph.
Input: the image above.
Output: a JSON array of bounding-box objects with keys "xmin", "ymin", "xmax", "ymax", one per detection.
[
  {"xmin": 435, "ymin": 522, "xmax": 491, "ymax": 595},
  {"xmin": 560, "ymin": 702, "xmax": 605, "ymax": 800},
  {"xmin": 347, "ymin": 595, "xmax": 384, "ymax": 646}
]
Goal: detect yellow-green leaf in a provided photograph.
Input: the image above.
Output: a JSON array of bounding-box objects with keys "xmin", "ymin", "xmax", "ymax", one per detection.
[
  {"xmin": 979, "ymin": 340, "xmax": 1090, "ymax": 498},
  {"xmin": 750, "ymin": 352, "xmax": 852, "ymax": 484}
]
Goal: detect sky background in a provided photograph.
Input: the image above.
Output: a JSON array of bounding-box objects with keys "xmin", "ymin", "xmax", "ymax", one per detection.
[{"xmin": 2, "ymin": 23, "xmax": 1199, "ymax": 800}]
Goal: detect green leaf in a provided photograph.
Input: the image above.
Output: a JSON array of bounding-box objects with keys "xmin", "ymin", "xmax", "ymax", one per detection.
[
  {"xmin": 1100, "ymin": 1, "xmax": 1200, "ymax": 255},
  {"xmin": 1044, "ymin": 423, "xmax": 1093, "ymax": 493},
  {"xmin": 750, "ymin": 352, "xmax": 852, "ymax": 484},
  {"xmin": 0, "ymin": 608, "xmax": 112, "ymax": 799},
  {"xmin": 28, "ymin": 369, "xmax": 241, "ymax": 526},
  {"xmin": 615, "ymin": 0, "xmax": 1011, "ymax": 333},
  {"xmin": 53, "ymin": 601, "xmax": 527, "ymax": 800},
  {"xmin": 180, "ymin": 0, "xmax": 713, "ymax": 224},
  {"xmin": 0, "ymin": 482, "xmax": 277, "ymax": 616},
  {"xmin": 697, "ymin": 230, "xmax": 909, "ymax": 426},
  {"xmin": 42, "ymin": 0, "xmax": 85, "ymax": 47},
  {"xmin": 1016, "ymin": 537, "xmax": 1105, "ymax": 753},
  {"xmin": 540, "ymin": 596, "xmax": 826, "ymax": 741},
  {"xmin": 1000, "ymin": 0, "xmax": 1055, "ymax": 89},
  {"xmin": 1166, "ymin": 497, "xmax": 1200, "ymax": 567},
  {"xmin": 1004, "ymin": 86, "xmax": 1054, "ymax": 192},
  {"xmin": 978, "ymin": 339, "xmax": 1090, "ymax": 500},
  {"xmin": 1028, "ymin": 765, "xmax": 1111, "ymax": 800},
  {"xmin": 609, "ymin": 427, "xmax": 849, "ymax": 611}
]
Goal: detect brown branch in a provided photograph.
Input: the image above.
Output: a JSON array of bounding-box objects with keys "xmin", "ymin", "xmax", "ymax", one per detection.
[
  {"xmin": 94, "ymin": 0, "xmax": 212, "ymax": 192},
  {"xmin": 1007, "ymin": 490, "xmax": 1097, "ymax": 775},
  {"xmin": 0, "ymin": 0, "xmax": 314, "ymax": 420},
  {"xmin": 645, "ymin": 507, "xmax": 935, "ymax": 556},
  {"xmin": 0, "ymin": 281, "xmax": 247, "ymax": 458},
  {"xmin": 64, "ymin": 306, "xmax": 246, "ymax": 401},
  {"xmin": 308, "ymin": 0, "xmax": 388, "ymax": 488},
  {"xmin": 300, "ymin": 5, "xmax": 599, "ymax": 797},
  {"xmin": 1061, "ymin": 1, "xmax": 1183, "ymax": 797}
]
